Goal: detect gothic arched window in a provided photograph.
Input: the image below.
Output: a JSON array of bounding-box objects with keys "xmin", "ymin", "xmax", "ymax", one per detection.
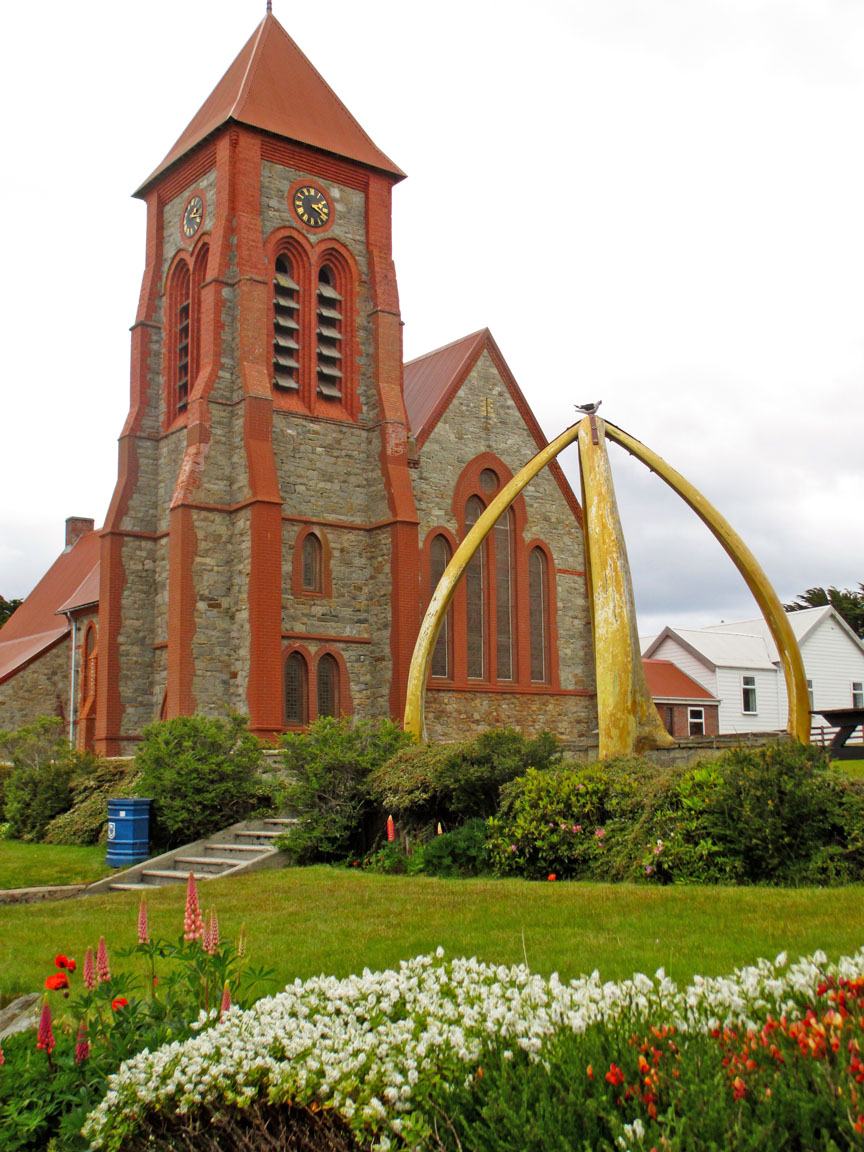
[
  {"xmin": 429, "ymin": 535, "xmax": 453, "ymax": 679},
  {"xmin": 317, "ymin": 654, "xmax": 339, "ymax": 718},
  {"xmin": 301, "ymin": 533, "xmax": 322, "ymax": 593},
  {"xmin": 529, "ymin": 547, "xmax": 550, "ymax": 683},
  {"xmin": 495, "ymin": 507, "xmax": 515, "ymax": 680},
  {"xmin": 190, "ymin": 243, "xmax": 208, "ymax": 391},
  {"xmin": 170, "ymin": 262, "xmax": 191, "ymax": 418},
  {"xmin": 465, "ymin": 496, "xmax": 486, "ymax": 679},
  {"xmin": 284, "ymin": 652, "xmax": 308, "ymax": 726}
]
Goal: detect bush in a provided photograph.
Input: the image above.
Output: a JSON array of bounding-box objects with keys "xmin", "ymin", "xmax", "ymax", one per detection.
[
  {"xmin": 416, "ymin": 817, "xmax": 491, "ymax": 877},
  {"xmin": 0, "ymin": 718, "xmax": 93, "ymax": 842},
  {"xmin": 42, "ymin": 759, "xmax": 141, "ymax": 846},
  {"xmin": 134, "ymin": 715, "xmax": 271, "ymax": 849},
  {"xmin": 369, "ymin": 727, "xmax": 560, "ymax": 832},
  {"xmin": 275, "ymin": 717, "xmax": 412, "ymax": 863},
  {"xmin": 488, "ymin": 743, "xmax": 864, "ymax": 886}
]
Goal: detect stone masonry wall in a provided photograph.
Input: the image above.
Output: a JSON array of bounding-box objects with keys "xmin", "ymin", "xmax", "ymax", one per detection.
[
  {"xmin": 0, "ymin": 641, "xmax": 69, "ymax": 730},
  {"xmin": 413, "ymin": 348, "xmax": 597, "ymax": 740}
]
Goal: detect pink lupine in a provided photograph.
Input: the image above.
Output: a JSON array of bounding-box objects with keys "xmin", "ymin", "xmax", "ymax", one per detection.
[
  {"xmin": 386, "ymin": 814, "xmax": 396, "ymax": 842},
  {"xmin": 96, "ymin": 936, "xmax": 111, "ymax": 983},
  {"xmin": 36, "ymin": 997, "xmax": 55, "ymax": 1053},
  {"xmin": 184, "ymin": 872, "xmax": 204, "ymax": 941},
  {"xmin": 83, "ymin": 946, "xmax": 96, "ymax": 991},
  {"xmin": 74, "ymin": 1021, "xmax": 89, "ymax": 1064},
  {"xmin": 0, "ymin": 1041, "xmax": 4, "ymax": 1065},
  {"xmin": 203, "ymin": 906, "xmax": 219, "ymax": 955},
  {"xmin": 219, "ymin": 980, "xmax": 231, "ymax": 1020},
  {"xmin": 138, "ymin": 896, "xmax": 149, "ymax": 945}
]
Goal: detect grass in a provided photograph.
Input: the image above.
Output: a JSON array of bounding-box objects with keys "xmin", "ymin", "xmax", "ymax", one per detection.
[
  {"xmin": 837, "ymin": 758, "xmax": 864, "ymax": 778},
  {"xmin": 2, "ymin": 866, "xmax": 864, "ymax": 1006},
  {"xmin": 0, "ymin": 841, "xmax": 115, "ymax": 889}
]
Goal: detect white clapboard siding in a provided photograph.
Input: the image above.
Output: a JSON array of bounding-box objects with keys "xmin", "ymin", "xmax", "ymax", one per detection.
[{"xmin": 649, "ymin": 636, "xmax": 718, "ymax": 696}]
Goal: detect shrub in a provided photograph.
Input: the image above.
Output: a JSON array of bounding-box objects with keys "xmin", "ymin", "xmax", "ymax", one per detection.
[
  {"xmin": 369, "ymin": 727, "xmax": 560, "ymax": 832},
  {"xmin": 42, "ymin": 759, "xmax": 141, "ymax": 846},
  {"xmin": 416, "ymin": 817, "xmax": 491, "ymax": 877},
  {"xmin": 275, "ymin": 717, "xmax": 412, "ymax": 863},
  {"xmin": 487, "ymin": 760, "xmax": 643, "ymax": 880},
  {"xmin": 134, "ymin": 715, "xmax": 271, "ymax": 849},
  {"xmin": 0, "ymin": 718, "xmax": 93, "ymax": 842}
]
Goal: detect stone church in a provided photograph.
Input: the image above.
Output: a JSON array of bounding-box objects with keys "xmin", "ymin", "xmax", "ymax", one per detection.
[{"xmin": 0, "ymin": 12, "xmax": 597, "ymax": 754}]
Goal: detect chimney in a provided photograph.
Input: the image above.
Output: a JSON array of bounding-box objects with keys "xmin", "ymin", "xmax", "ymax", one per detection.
[{"xmin": 65, "ymin": 517, "xmax": 95, "ymax": 549}]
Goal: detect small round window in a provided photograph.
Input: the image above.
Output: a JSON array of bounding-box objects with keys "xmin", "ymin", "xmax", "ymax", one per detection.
[{"xmin": 479, "ymin": 468, "xmax": 498, "ymax": 493}]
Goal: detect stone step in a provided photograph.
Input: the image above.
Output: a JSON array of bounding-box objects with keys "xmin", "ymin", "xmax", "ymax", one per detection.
[
  {"xmin": 263, "ymin": 817, "xmax": 298, "ymax": 826},
  {"xmin": 109, "ymin": 882, "xmax": 153, "ymax": 892},
  {"xmin": 173, "ymin": 855, "xmax": 240, "ymax": 871},
  {"xmin": 203, "ymin": 842, "xmax": 270, "ymax": 854},
  {"xmin": 233, "ymin": 829, "xmax": 281, "ymax": 841},
  {"xmin": 140, "ymin": 869, "xmax": 210, "ymax": 883}
]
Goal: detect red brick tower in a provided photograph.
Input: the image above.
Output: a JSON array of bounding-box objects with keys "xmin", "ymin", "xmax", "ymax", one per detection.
[{"xmin": 95, "ymin": 13, "xmax": 419, "ymax": 752}]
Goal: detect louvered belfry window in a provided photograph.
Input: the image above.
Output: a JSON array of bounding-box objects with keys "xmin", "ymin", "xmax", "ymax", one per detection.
[
  {"xmin": 273, "ymin": 254, "xmax": 301, "ymax": 390},
  {"xmin": 316, "ymin": 265, "xmax": 343, "ymax": 399},
  {"xmin": 284, "ymin": 652, "xmax": 308, "ymax": 726},
  {"xmin": 529, "ymin": 548, "xmax": 549, "ymax": 682},
  {"xmin": 175, "ymin": 264, "xmax": 191, "ymax": 414},
  {"xmin": 429, "ymin": 535, "xmax": 452, "ymax": 679},
  {"xmin": 317, "ymin": 654, "xmax": 339, "ymax": 718},
  {"xmin": 465, "ymin": 497, "xmax": 485, "ymax": 679}
]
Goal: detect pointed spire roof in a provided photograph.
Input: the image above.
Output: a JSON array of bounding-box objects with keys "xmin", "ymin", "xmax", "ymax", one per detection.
[{"xmin": 137, "ymin": 13, "xmax": 404, "ymax": 194}]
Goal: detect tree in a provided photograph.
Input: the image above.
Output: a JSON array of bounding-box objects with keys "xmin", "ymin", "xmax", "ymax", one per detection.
[
  {"xmin": 0, "ymin": 596, "xmax": 22, "ymax": 628},
  {"xmin": 784, "ymin": 585, "xmax": 864, "ymax": 639}
]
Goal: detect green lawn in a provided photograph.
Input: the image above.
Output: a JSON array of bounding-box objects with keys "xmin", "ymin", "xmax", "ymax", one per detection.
[
  {"xmin": 0, "ymin": 841, "xmax": 115, "ymax": 889},
  {"xmin": 2, "ymin": 866, "xmax": 863, "ymax": 1007}
]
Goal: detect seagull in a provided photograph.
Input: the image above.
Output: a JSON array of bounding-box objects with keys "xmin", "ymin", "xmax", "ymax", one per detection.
[{"xmin": 575, "ymin": 401, "xmax": 602, "ymax": 415}]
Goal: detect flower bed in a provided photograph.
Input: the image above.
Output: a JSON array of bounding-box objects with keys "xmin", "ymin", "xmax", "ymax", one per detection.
[{"xmin": 84, "ymin": 946, "xmax": 864, "ymax": 1151}]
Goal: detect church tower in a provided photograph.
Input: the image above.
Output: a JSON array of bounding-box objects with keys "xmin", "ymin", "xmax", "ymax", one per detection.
[{"xmin": 95, "ymin": 13, "xmax": 419, "ymax": 752}]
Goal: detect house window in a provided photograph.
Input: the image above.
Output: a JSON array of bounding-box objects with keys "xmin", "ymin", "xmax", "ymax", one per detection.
[
  {"xmin": 465, "ymin": 496, "xmax": 485, "ymax": 679},
  {"xmin": 495, "ymin": 508, "xmax": 515, "ymax": 680},
  {"xmin": 662, "ymin": 706, "xmax": 675, "ymax": 736},
  {"xmin": 317, "ymin": 654, "xmax": 339, "ymax": 717},
  {"xmin": 429, "ymin": 535, "xmax": 452, "ymax": 679},
  {"xmin": 284, "ymin": 652, "xmax": 308, "ymax": 726},
  {"xmin": 316, "ymin": 264, "xmax": 343, "ymax": 400},
  {"xmin": 273, "ymin": 253, "xmax": 301, "ymax": 391},
  {"xmin": 807, "ymin": 679, "xmax": 814, "ymax": 710},
  {"xmin": 853, "ymin": 681, "xmax": 864, "ymax": 709},
  {"xmin": 742, "ymin": 675, "xmax": 757, "ymax": 713},
  {"xmin": 529, "ymin": 547, "xmax": 549, "ymax": 683},
  {"xmin": 688, "ymin": 707, "xmax": 705, "ymax": 736},
  {"xmin": 301, "ymin": 534, "xmax": 322, "ymax": 593}
]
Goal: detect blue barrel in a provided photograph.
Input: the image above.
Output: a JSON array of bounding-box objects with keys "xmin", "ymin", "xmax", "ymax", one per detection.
[{"xmin": 106, "ymin": 798, "xmax": 152, "ymax": 867}]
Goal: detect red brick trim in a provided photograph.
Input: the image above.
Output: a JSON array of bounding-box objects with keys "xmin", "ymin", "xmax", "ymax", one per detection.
[
  {"xmin": 282, "ymin": 632, "xmax": 372, "ymax": 644},
  {"xmin": 427, "ymin": 684, "xmax": 595, "ymax": 697}
]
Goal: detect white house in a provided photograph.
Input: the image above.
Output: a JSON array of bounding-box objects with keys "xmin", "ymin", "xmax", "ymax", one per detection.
[{"xmin": 642, "ymin": 606, "xmax": 864, "ymax": 737}]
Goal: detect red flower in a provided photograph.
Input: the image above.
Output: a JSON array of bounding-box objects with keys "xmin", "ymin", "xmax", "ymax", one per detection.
[
  {"xmin": 65, "ymin": 958, "xmax": 76, "ymax": 972},
  {"xmin": 55, "ymin": 954, "xmax": 69, "ymax": 969},
  {"xmin": 44, "ymin": 972, "xmax": 69, "ymax": 993},
  {"xmin": 605, "ymin": 1063, "xmax": 625, "ymax": 1086},
  {"xmin": 548, "ymin": 873, "xmax": 556, "ymax": 882},
  {"xmin": 111, "ymin": 997, "xmax": 128, "ymax": 1011}
]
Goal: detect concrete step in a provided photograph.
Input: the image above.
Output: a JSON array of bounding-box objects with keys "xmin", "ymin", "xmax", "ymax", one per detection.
[
  {"xmin": 108, "ymin": 882, "xmax": 153, "ymax": 892},
  {"xmin": 202, "ymin": 843, "xmax": 270, "ymax": 854},
  {"xmin": 140, "ymin": 869, "xmax": 210, "ymax": 883},
  {"xmin": 174, "ymin": 855, "xmax": 245, "ymax": 870},
  {"xmin": 263, "ymin": 818, "xmax": 298, "ymax": 826}
]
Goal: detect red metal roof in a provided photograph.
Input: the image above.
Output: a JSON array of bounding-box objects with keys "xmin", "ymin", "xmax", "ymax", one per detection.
[
  {"xmin": 137, "ymin": 13, "xmax": 404, "ymax": 194},
  {"xmin": 403, "ymin": 329, "xmax": 489, "ymax": 445},
  {"xmin": 0, "ymin": 532, "xmax": 100, "ymax": 683},
  {"xmin": 642, "ymin": 658, "xmax": 717, "ymax": 702}
]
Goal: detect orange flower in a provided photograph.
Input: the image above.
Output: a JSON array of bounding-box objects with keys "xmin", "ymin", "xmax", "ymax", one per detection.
[
  {"xmin": 587, "ymin": 1064, "xmax": 594, "ymax": 1079},
  {"xmin": 111, "ymin": 997, "xmax": 128, "ymax": 1011},
  {"xmin": 547, "ymin": 873, "xmax": 556, "ymax": 882},
  {"xmin": 605, "ymin": 1063, "xmax": 625, "ymax": 1086},
  {"xmin": 44, "ymin": 972, "xmax": 69, "ymax": 993}
]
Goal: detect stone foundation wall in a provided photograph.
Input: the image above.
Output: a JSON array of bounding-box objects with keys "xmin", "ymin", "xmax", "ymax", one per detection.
[
  {"xmin": 0, "ymin": 641, "xmax": 69, "ymax": 730},
  {"xmin": 425, "ymin": 688, "xmax": 596, "ymax": 748}
]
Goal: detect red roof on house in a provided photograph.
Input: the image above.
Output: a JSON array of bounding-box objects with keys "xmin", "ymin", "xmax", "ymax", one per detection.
[
  {"xmin": 0, "ymin": 532, "xmax": 100, "ymax": 684},
  {"xmin": 137, "ymin": 13, "xmax": 404, "ymax": 194},
  {"xmin": 642, "ymin": 658, "xmax": 717, "ymax": 702}
]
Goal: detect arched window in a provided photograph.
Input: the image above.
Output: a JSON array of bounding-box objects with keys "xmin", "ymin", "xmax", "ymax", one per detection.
[
  {"xmin": 301, "ymin": 533, "xmax": 322, "ymax": 592},
  {"xmin": 316, "ymin": 264, "xmax": 343, "ymax": 400},
  {"xmin": 284, "ymin": 652, "xmax": 308, "ymax": 726},
  {"xmin": 171, "ymin": 262, "xmax": 191, "ymax": 417},
  {"xmin": 317, "ymin": 654, "xmax": 339, "ymax": 718},
  {"xmin": 465, "ymin": 496, "xmax": 485, "ymax": 679},
  {"xmin": 529, "ymin": 548, "xmax": 550, "ymax": 683},
  {"xmin": 429, "ymin": 535, "xmax": 453, "ymax": 679},
  {"xmin": 273, "ymin": 252, "xmax": 301, "ymax": 391},
  {"xmin": 495, "ymin": 507, "xmax": 515, "ymax": 680}
]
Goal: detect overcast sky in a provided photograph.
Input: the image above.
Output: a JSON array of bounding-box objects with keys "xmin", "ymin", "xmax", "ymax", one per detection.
[{"xmin": 2, "ymin": 0, "xmax": 862, "ymax": 637}]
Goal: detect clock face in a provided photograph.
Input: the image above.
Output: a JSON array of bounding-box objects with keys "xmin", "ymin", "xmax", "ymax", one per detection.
[
  {"xmin": 182, "ymin": 194, "xmax": 204, "ymax": 239},
  {"xmin": 292, "ymin": 185, "xmax": 331, "ymax": 229}
]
